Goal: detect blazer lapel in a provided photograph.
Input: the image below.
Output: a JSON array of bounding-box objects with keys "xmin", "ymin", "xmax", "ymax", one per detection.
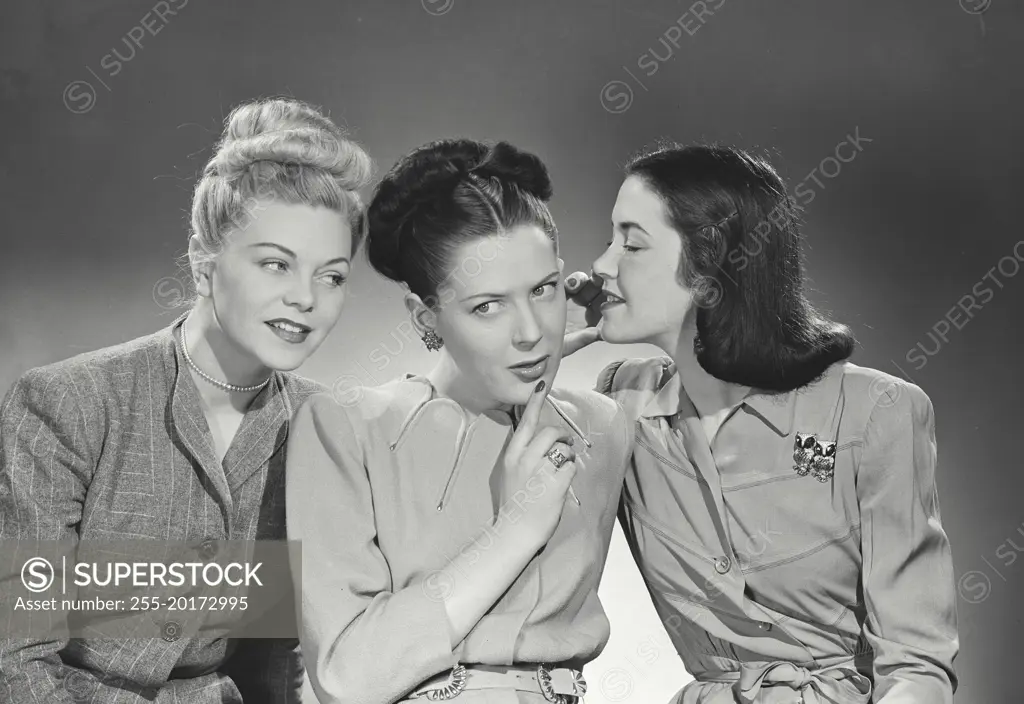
[
  {"xmin": 222, "ymin": 374, "xmax": 287, "ymax": 495},
  {"xmin": 166, "ymin": 320, "xmax": 235, "ymax": 529}
]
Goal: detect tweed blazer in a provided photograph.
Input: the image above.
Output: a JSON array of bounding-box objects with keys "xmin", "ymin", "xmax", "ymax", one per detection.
[{"xmin": 0, "ymin": 314, "xmax": 322, "ymax": 703}]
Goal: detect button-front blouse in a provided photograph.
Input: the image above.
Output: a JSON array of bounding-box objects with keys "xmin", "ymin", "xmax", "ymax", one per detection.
[{"xmin": 598, "ymin": 357, "xmax": 958, "ymax": 703}]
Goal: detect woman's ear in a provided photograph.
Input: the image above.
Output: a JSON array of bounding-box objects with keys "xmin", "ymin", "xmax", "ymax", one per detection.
[
  {"xmin": 188, "ymin": 235, "xmax": 214, "ymax": 298},
  {"xmin": 404, "ymin": 292, "xmax": 438, "ymax": 336}
]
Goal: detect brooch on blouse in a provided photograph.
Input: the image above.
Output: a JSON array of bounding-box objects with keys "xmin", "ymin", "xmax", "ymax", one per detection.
[{"xmin": 793, "ymin": 432, "xmax": 837, "ymax": 482}]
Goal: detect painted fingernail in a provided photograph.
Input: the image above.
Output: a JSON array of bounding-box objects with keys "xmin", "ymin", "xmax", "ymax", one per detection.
[{"xmin": 535, "ymin": 380, "xmax": 546, "ymax": 392}]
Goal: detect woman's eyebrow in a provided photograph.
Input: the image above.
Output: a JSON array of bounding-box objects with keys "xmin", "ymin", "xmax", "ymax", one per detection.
[
  {"xmin": 249, "ymin": 242, "xmax": 349, "ymax": 266},
  {"xmin": 249, "ymin": 242, "xmax": 296, "ymax": 257},
  {"xmin": 460, "ymin": 271, "xmax": 560, "ymax": 302},
  {"xmin": 618, "ymin": 221, "xmax": 650, "ymax": 235}
]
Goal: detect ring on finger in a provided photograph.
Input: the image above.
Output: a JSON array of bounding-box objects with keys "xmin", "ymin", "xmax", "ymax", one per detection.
[{"xmin": 545, "ymin": 446, "xmax": 571, "ymax": 470}]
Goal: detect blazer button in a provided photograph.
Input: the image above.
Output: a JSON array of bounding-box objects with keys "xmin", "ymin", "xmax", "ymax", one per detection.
[
  {"xmin": 757, "ymin": 621, "xmax": 773, "ymax": 631},
  {"xmin": 714, "ymin": 556, "xmax": 732, "ymax": 574},
  {"xmin": 161, "ymin": 620, "xmax": 182, "ymax": 642},
  {"xmin": 198, "ymin": 538, "xmax": 218, "ymax": 560}
]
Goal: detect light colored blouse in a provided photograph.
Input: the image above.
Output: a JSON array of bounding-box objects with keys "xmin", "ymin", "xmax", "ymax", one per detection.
[
  {"xmin": 285, "ymin": 375, "xmax": 631, "ymax": 704},
  {"xmin": 598, "ymin": 357, "xmax": 958, "ymax": 704}
]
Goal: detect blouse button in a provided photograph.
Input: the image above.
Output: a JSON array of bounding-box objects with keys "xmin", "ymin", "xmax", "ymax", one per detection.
[
  {"xmin": 757, "ymin": 621, "xmax": 773, "ymax": 631},
  {"xmin": 714, "ymin": 556, "xmax": 732, "ymax": 574}
]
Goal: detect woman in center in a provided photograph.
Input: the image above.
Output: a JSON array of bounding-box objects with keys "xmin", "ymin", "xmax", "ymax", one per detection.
[{"xmin": 285, "ymin": 139, "xmax": 632, "ymax": 703}]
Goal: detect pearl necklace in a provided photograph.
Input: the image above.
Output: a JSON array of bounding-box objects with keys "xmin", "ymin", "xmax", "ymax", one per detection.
[{"xmin": 179, "ymin": 322, "xmax": 272, "ymax": 394}]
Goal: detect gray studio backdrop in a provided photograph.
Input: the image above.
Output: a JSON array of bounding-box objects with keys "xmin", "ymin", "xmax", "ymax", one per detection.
[{"xmin": 2, "ymin": 1, "xmax": 1022, "ymax": 702}]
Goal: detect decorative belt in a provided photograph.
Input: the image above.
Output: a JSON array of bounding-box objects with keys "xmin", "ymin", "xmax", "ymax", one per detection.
[
  {"xmin": 408, "ymin": 663, "xmax": 587, "ymax": 702},
  {"xmin": 699, "ymin": 658, "xmax": 872, "ymax": 704}
]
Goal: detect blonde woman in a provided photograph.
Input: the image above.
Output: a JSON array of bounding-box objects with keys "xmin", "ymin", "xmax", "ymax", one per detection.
[{"xmin": 0, "ymin": 97, "xmax": 371, "ymax": 703}]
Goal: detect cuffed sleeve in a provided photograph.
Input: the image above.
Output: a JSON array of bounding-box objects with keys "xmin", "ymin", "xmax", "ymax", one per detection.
[
  {"xmin": 285, "ymin": 393, "xmax": 456, "ymax": 704},
  {"xmin": 0, "ymin": 370, "xmax": 96, "ymax": 703},
  {"xmin": 855, "ymin": 380, "xmax": 958, "ymax": 703},
  {"xmin": 595, "ymin": 359, "xmax": 627, "ymax": 397},
  {"xmin": 591, "ymin": 359, "xmax": 635, "ymax": 466}
]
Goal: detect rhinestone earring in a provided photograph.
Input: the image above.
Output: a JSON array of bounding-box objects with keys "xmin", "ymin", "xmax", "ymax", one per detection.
[{"xmin": 422, "ymin": 329, "xmax": 444, "ymax": 351}]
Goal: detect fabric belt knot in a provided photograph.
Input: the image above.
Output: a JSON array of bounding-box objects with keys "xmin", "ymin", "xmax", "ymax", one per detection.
[
  {"xmin": 702, "ymin": 657, "xmax": 871, "ymax": 704},
  {"xmin": 740, "ymin": 661, "xmax": 814, "ymax": 691}
]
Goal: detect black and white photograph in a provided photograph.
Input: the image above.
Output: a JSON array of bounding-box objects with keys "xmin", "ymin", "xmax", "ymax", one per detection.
[{"xmin": 1, "ymin": 1, "xmax": 1021, "ymax": 702}]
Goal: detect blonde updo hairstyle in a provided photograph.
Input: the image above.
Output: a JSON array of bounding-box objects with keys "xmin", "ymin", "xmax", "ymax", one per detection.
[{"xmin": 188, "ymin": 98, "xmax": 372, "ymax": 274}]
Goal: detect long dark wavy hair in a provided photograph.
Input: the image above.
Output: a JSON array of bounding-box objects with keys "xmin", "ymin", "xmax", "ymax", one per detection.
[{"xmin": 626, "ymin": 144, "xmax": 855, "ymax": 392}]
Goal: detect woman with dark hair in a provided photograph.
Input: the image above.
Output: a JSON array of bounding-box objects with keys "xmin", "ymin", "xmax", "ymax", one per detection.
[
  {"xmin": 565, "ymin": 144, "xmax": 958, "ymax": 703},
  {"xmin": 0, "ymin": 97, "xmax": 372, "ymax": 702},
  {"xmin": 285, "ymin": 139, "xmax": 631, "ymax": 703}
]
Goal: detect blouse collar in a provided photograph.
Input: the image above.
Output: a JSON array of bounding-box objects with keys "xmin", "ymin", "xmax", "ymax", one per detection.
[{"xmin": 640, "ymin": 359, "xmax": 797, "ymax": 436}]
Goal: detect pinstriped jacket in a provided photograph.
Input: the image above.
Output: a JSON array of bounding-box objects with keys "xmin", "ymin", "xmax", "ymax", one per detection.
[{"xmin": 0, "ymin": 314, "xmax": 321, "ymax": 703}]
